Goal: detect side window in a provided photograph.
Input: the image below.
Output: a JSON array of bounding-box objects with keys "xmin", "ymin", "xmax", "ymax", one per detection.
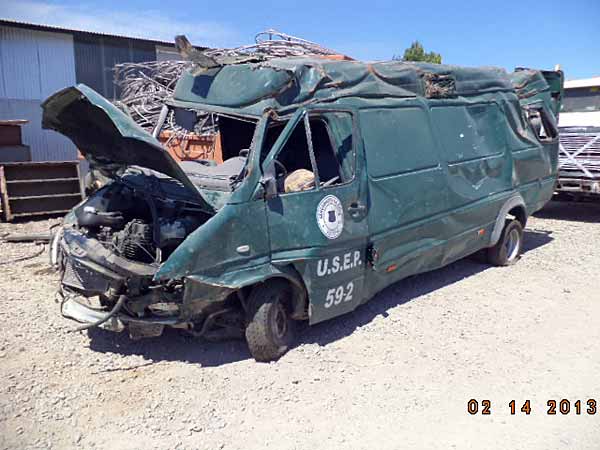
[
  {"xmin": 271, "ymin": 118, "xmax": 318, "ymax": 194},
  {"xmin": 526, "ymin": 107, "xmax": 558, "ymax": 142},
  {"xmin": 263, "ymin": 112, "xmax": 354, "ymax": 194},
  {"xmin": 310, "ymin": 112, "xmax": 354, "ymax": 187}
]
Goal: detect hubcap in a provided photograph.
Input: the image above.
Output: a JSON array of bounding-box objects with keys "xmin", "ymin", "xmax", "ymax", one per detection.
[{"xmin": 505, "ymin": 228, "xmax": 520, "ymax": 261}]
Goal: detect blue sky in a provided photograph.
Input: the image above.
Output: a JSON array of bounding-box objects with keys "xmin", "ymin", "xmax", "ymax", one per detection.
[{"xmin": 3, "ymin": 0, "xmax": 599, "ymax": 79}]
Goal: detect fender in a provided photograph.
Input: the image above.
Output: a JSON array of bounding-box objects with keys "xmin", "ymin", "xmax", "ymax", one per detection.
[
  {"xmin": 490, "ymin": 194, "xmax": 527, "ymax": 246},
  {"xmin": 183, "ymin": 263, "xmax": 308, "ymax": 319}
]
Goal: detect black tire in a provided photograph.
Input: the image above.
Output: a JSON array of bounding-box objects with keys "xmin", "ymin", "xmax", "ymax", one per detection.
[
  {"xmin": 487, "ymin": 219, "xmax": 523, "ymax": 266},
  {"xmin": 245, "ymin": 280, "xmax": 296, "ymax": 362}
]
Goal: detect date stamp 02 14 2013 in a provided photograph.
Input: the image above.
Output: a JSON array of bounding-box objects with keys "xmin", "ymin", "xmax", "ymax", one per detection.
[{"xmin": 467, "ymin": 399, "xmax": 597, "ymax": 416}]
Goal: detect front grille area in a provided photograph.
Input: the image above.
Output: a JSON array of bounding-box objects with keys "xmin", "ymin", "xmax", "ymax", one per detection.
[
  {"xmin": 559, "ymin": 132, "xmax": 600, "ymax": 179},
  {"xmin": 62, "ymin": 258, "xmax": 109, "ymax": 296}
]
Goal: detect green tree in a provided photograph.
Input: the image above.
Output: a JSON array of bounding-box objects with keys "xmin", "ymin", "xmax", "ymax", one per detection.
[{"xmin": 395, "ymin": 41, "xmax": 442, "ymax": 64}]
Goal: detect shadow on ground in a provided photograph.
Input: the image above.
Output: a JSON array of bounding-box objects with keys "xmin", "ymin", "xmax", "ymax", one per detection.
[
  {"xmin": 535, "ymin": 199, "xmax": 600, "ymax": 223},
  {"xmin": 87, "ymin": 228, "xmax": 554, "ymax": 367}
]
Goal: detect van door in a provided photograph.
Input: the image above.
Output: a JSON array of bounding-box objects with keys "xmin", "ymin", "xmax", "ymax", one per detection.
[
  {"xmin": 430, "ymin": 102, "xmax": 512, "ymax": 263},
  {"xmin": 261, "ymin": 109, "xmax": 369, "ymax": 324},
  {"xmin": 360, "ymin": 105, "xmax": 448, "ymax": 293}
]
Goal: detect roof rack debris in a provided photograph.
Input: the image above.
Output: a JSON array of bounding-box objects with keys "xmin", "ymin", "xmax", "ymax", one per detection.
[{"xmin": 113, "ymin": 29, "xmax": 347, "ymax": 131}]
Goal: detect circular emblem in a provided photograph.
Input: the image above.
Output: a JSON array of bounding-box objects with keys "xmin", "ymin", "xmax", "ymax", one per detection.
[{"xmin": 316, "ymin": 195, "xmax": 344, "ymax": 240}]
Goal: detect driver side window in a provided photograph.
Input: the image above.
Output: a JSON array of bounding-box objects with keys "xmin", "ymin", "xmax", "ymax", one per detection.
[
  {"xmin": 263, "ymin": 112, "xmax": 354, "ymax": 194},
  {"xmin": 272, "ymin": 117, "xmax": 317, "ymax": 194}
]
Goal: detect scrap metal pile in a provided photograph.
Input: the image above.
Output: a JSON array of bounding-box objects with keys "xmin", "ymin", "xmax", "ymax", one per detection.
[
  {"xmin": 113, "ymin": 60, "xmax": 190, "ymax": 130},
  {"xmin": 206, "ymin": 29, "xmax": 339, "ymax": 59},
  {"xmin": 113, "ymin": 30, "xmax": 344, "ymax": 133}
]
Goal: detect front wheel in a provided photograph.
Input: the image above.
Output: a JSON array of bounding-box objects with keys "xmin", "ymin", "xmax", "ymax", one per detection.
[
  {"xmin": 245, "ymin": 280, "xmax": 296, "ymax": 362},
  {"xmin": 487, "ymin": 219, "xmax": 523, "ymax": 266}
]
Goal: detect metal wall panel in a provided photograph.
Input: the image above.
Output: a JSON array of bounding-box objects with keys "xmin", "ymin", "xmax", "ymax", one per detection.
[
  {"xmin": 0, "ymin": 99, "xmax": 77, "ymax": 161},
  {"xmin": 73, "ymin": 33, "xmax": 105, "ymax": 96},
  {"xmin": 0, "ymin": 25, "xmax": 159, "ymax": 161},
  {"xmin": 0, "ymin": 25, "xmax": 77, "ymax": 161},
  {"xmin": 102, "ymin": 36, "xmax": 130, "ymax": 99},
  {"xmin": 0, "ymin": 26, "xmax": 76, "ymax": 100},
  {"xmin": 131, "ymin": 41, "xmax": 156, "ymax": 63},
  {"xmin": 0, "ymin": 26, "xmax": 42, "ymax": 100},
  {"xmin": 74, "ymin": 33, "xmax": 157, "ymax": 99},
  {"xmin": 36, "ymin": 29, "xmax": 77, "ymax": 99}
]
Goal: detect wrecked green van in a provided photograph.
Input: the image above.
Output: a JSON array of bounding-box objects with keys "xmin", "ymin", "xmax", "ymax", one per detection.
[{"xmin": 42, "ymin": 59, "xmax": 562, "ymax": 361}]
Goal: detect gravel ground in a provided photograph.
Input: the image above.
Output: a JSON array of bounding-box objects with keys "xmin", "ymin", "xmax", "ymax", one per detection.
[{"xmin": 1, "ymin": 200, "xmax": 599, "ymax": 450}]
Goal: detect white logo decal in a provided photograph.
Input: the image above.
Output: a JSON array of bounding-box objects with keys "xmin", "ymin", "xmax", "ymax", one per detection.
[{"xmin": 316, "ymin": 195, "xmax": 344, "ymax": 240}]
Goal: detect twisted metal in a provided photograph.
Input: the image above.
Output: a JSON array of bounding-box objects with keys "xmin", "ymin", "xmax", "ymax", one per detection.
[{"xmin": 113, "ymin": 29, "xmax": 343, "ymax": 132}]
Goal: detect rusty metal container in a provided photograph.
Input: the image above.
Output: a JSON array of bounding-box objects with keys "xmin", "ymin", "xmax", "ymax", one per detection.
[{"xmin": 159, "ymin": 131, "xmax": 222, "ymax": 164}]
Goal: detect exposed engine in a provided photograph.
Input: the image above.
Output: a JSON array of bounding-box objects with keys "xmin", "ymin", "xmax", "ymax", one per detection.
[
  {"xmin": 73, "ymin": 180, "xmax": 207, "ymax": 264},
  {"xmin": 113, "ymin": 219, "xmax": 155, "ymax": 263}
]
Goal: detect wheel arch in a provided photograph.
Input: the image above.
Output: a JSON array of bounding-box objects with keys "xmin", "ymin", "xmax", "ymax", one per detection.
[
  {"xmin": 245, "ymin": 271, "xmax": 308, "ymax": 321},
  {"xmin": 490, "ymin": 195, "xmax": 527, "ymax": 246},
  {"xmin": 183, "ymin": 263, "xmax": 308, "ymax": 321}
]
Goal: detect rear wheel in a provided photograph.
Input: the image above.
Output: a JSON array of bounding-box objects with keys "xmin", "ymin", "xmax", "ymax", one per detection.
[
  {"xmin": 487, "ymin": 219, "xmax": 523, "ymax": 266},
  {"xmin": 245, "ymin": 280, "xmax": 296, "ymax": 362}
]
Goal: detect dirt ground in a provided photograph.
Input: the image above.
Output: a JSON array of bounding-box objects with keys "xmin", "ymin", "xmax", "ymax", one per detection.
[{"xmin": 0, "ymin": 200, "xmax": 599, "ymax": 450}]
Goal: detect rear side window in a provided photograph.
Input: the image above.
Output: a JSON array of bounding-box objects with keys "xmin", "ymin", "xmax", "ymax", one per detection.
[
  {"xmin": 431, "ymin": 103, "xmax": 506, "ymax": 163},
  {"xmin": 361, "ymin": 107, "xmax": 439, "ymax": 178},
  {"xmin": 526, "ymin": 106, "xmax": 558, "ymax": 142}
]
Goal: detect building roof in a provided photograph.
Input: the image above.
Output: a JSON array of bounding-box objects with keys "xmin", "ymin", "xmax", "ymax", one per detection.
[
  {"xmin": 0, "ymin": 18, "xmax": 179, "ymax": 47},
  {"xmin": 564, "ymin": 77, "xmax": 600, "ymax": 89}
]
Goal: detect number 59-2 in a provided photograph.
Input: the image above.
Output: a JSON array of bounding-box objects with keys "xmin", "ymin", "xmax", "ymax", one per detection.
[{"xmin": 324, "ymin": 282, "xmax": 354, "ymax": 308}]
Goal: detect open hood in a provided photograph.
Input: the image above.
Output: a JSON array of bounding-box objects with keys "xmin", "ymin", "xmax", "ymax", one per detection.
[{"xmin": 42, "ymin": 84, "xmax": 213, "ymax": 211}]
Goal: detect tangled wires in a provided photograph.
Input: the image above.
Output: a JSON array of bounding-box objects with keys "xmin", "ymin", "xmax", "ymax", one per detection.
[
  {"xmin": 113, "ymin": 61, "xmax": 190, "ymax": 130},
  {"xmin": 113, "ymin": 29, "xmax": 346, "ymax": 132}
]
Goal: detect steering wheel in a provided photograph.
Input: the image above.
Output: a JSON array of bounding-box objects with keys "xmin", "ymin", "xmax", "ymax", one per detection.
[{"xmin": 273, "ymin": 160, "xmax": 288, "ymax": 180}]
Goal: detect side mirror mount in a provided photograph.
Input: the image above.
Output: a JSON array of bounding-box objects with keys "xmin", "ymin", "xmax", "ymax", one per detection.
[{"xmin": 260, "ymin": 161, "xmax": 278, "ymax": 200}]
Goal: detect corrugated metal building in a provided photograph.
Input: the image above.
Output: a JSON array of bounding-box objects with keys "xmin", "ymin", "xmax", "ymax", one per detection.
[{"xmin": 0, "ymin": 19, "xmax": 184, "ymax": 162}]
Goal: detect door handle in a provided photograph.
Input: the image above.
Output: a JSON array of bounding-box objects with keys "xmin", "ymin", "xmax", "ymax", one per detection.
[{"xmin": 348, "ymin": 202, "xmax": 366, "ymax": 217}]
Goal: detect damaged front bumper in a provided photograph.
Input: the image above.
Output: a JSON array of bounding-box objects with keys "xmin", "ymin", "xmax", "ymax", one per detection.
[
  {"xmin": 61, "ymin": 296, "xmax": 126, "ymax": 332},
  {"xmin": 60, "ymin": 295, "xmax": 182, "ymax": 338},
  {"xmin": 56, "ymin": 227, "xmax": 244, "ymax": 339},
  {"xmin": 60, "ymin": 227, "xmax": 157, "ymax": 296},
  {"xmin": 57, "ymin": 227, "xmax": 184, "ymax": 338}
]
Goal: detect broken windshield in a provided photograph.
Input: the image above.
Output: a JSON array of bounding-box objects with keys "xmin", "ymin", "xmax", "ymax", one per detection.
[{"xmin": 168, "ymin": 109, "xmax": 259, "ymax": 191}]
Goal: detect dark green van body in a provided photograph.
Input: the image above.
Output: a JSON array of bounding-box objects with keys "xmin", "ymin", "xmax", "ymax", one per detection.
[{"xmin": 43, "ymin": 58, "xmax": 562, "ymax": 333}]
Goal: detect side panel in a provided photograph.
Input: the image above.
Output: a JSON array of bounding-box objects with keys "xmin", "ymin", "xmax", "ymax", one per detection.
[
  {"xmin": 503, "ymin": 97, "xmax": 557, "ymax": 212},
  {"xmin": 430, "ymin": 102, "xmax": 513, "ymax": 264},
  {"xmin": 361, "ymin": 105, "xmax": 448, "ymax": 295}
]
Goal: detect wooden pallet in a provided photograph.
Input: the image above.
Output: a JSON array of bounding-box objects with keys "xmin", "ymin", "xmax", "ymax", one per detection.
[{"xmin": 0, "ymin": 161, "xmax": 84, "ymax": 222}]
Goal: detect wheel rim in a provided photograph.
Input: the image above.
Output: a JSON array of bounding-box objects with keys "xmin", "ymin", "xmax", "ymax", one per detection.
[
  {"xmin": 272, "ymin": 303, "xmax": 288, "ymax": 339},
  {"xmin": 504, "ymin": 228, "xmax": 521, "ymax": 261}
]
